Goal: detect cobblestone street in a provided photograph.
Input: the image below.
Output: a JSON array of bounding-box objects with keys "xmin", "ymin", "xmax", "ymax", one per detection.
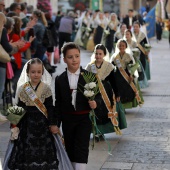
[{"xmin": 1, "ymin": 38, "xmax": 170, "ymax": 170}]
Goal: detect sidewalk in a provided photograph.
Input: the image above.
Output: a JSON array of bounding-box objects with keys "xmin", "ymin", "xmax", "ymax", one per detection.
[
  {"xmin": 1, "ymin": 38, "xmax": 170, "ymax": 170},
  {"xmin": 87, "ymin": 38, "xmax": 170, "ymax": 170}
]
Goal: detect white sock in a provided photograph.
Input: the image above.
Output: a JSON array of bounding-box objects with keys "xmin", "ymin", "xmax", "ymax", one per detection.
[{"xmin": 74, "ymin": 163, "xmax": 87, "ymax": 170}]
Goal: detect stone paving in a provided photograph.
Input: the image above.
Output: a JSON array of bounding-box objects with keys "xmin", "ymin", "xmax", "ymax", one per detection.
[
  {"xmin": 99, "ymin": 38, "xmax": 170, "ymax": 170},
  {"xmin": 1, "ymin": 38, "xmax": 170, "ymax": 170}
]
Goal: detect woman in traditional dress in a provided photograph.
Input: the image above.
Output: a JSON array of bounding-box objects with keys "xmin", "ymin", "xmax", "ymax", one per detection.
[
  {"xmin": 93, "ymin": 12, "xmax": 108, "ymax": 45},
  {"xmin": 86, "ymin": 12, "xmax": 98, "ymax": 51},
  {"xmin": 114, "ymin": 23, "xmax": 127, "ymax": 44},
  {"xmin": 110, "ymin": 39, "xmax": 144, "ymax": 109},
  {"xmin": 85, "ymin": 44, "xmax": 127, "ymax": 139},
  {"xmin": 81, "ymin": 11, "xmax": 91, "ymax": 49},
  {"xmin": 132, "ymin": 21, "xmax": 151, "ymax": 80},
  {"xmin": 105, "ymin": 13, "xmax": 120, "ymax": 54},
  {"xmin": 124, "ymin": 29, "xmax": 149, "ymax": 88},
  {"xmin": 3, "ymin": 58, "xmax": 73, "ymax": 170},
  {"xmin": 74, "ymin": 11, "xmax": 91, "ymax": 49}
]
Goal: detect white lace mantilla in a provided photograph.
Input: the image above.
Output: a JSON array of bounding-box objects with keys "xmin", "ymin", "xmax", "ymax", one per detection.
[
  {"xmin": 134, "ymin": 31, "xmax": 146, "ymax": 43},
  {"xmin": 86, "ymin": 61, "xmax": 114, "ymax": 80},
  {"xmin": 18, "ymin": 82, "xmax": 52, "ymax": 106},
  {"xmin": 113, "ymin": 53, "xmax": 132, "ymax": 70}
]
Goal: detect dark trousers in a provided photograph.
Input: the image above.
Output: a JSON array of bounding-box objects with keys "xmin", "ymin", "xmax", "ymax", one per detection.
[
  {"xmin": 140, "ymin": 53, "xmax": 146, "ymax": 70},
  {"xmin": 62, "ymin": 113, "xmax": 92, "ymax": 163},
  {"xmin": 59, "ymin": 32, "xmax": 71, "ymax": 55}
]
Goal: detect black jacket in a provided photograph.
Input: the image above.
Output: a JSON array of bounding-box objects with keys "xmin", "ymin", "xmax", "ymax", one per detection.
[
  {"xmin": 123, "ymin": 16, "xmax": 136, "ymax": 29},
  {"xmin": 54, "ymin": 68, "xmax": 101, "ymax": 127}
]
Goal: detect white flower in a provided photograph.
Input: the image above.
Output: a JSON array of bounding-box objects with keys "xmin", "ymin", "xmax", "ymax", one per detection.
[
  {"xmin": 7, "ymin": 106, "xmax": 25, "ymax": 115},
  {"xmin": 89, "ymin": 82, "xmax": 96, "ymax": 89},
  {"xmin": 132, "ymin": 48, "xmax": 140, "ymax": 52},
  {"xmin": 84, "ymin": 84, "xmax": 90, "ymax": 90},
  {"xmin": 132, "ymin": 48, "xmax": 140, "ymax": 58},
  {"xmin": 13, "ymin": 105, "xmax": 18, "ymax": 110},
  {"xmin": 84, "ymin": 90, "xmax": 95, "ymax": 98},
  {"xmin": 104, "ymin": 30, "xmax": 110, "ymax": 35},
  {"xmin": 86, "ymin": 32, "xmax": 89, "ymax": 36},
  {"xmin": 144, "ymin": 44, "xmax": 151, "ymax": 49},
  {"xmin": 86, "ymin": 27, "xmax": 92, "ymax": 31}
]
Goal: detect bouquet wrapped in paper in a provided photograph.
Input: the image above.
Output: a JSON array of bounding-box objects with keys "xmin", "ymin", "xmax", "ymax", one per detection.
[
  {"xmin": 144, "ymin": 44, "xmax": 152, "ymax": 52},
  {"xmin": 2, "ymin": 106, "xmax": 26, "ymax": 125}
]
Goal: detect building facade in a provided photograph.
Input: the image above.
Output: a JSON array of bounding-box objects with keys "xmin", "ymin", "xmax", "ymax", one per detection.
[
  {"xmin": 4, "ymin": 0, "xmax": 170, "ymax": 16},
  {"xmin": 5, "ymin": 0, "xmax": 58, "ymax": 13}
]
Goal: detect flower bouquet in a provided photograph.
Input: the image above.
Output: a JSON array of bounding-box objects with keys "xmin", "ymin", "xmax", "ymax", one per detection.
[
  {"xmin": 86, "ymin": 27, "xmax": 92, "ymax": 32},
  {"xmin": 1, "ymin": 105, "xmax": 26, "ymax": 125},
  {"xmin": 78, "ymin": 72, "xmax": 100, "ymax": 149},
  {"xmin": 144, "ymin": 44, "xmax": 152, "ymax": 52},
  {"xmin": 132, "ymin": 48, "xmax": 141, "ymax": 59},
  {"xmin": 104, "ymin": 29, "xmax": 110, "ymax": 35}
]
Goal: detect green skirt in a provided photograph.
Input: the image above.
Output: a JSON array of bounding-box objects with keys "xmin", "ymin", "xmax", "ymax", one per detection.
[
  {"xmin": 145, "ymin": 59, "xmax": 151, "ymax": 80},
  {"xmin": 97, "ymin": 102, "xmax": 127, "ymax": 134},
  {"xmin": 123, "ymin": 81, "xmax": 144, "ymax": 109}
]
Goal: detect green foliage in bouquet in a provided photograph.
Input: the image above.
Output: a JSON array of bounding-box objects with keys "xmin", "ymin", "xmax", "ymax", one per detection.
[
  {"xmin": 144, "ymin": 44, "xmax": 152, "ymax": 52},
  {"xmin": 132, "ymin": 48, "xmax": 141, "ymax": 59},
  {"xmin": 78, "ymin": 72, "xmax": 102, "ymax": 149},
  {"xmin": 2, "ymin": 106, "xmax": 26, "ymax": 125},
  {"xmin": 78, "ymin": 72, "xmax": 99, "ymax": 100}
]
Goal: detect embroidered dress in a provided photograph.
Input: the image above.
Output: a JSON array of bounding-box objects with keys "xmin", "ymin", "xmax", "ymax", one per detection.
[
  {"xmin": 86, "ymin": 61, "xmax": 127, "ymax": 134},
  {"xmin": 5, "ymin": 82, "xmax": 59, "ymax": 170},
  {"xmin": 112, "ymin": 53, "xmax": 144, "ymax": 109}
]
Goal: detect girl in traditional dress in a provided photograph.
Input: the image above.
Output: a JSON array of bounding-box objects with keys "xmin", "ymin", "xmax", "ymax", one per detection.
[
  {"xmin": 124, "ymin": 29, "xmax": 149, "ymax": 88},
  {"xmin": 86, "ymin": 44, "xmax": 127, "ymax": 139},
  {"xmin": 132, "ymin": 21, "xmax": 151, "ymax": 80},
  {"xmin": 105, "ymin": 13, "xmax": 120, "ymax": 54},
  {"xmin": 110, "ymin": 39, "xmax": 144, "ymax": 109},
  {"xmin": 3, "ymin": 58, "xmax": 73, "ymax": 170}
]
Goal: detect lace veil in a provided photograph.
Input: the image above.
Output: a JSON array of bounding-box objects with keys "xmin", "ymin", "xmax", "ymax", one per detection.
[
  {"xmin": 15, "ymin": 59, "xmax": 52, "ymax": 104},
  {"xmin": 90, "ymin": 44, "xmax": 110, "ymax": 63},
  {"xmin": 110, "ymin": 39, "xmax": 134, "ymax": 63}
]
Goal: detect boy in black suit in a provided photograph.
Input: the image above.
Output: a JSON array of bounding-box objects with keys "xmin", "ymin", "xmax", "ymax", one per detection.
[
  {"xmin": 52, "ymin": 42, "xmax": 101, "ymax": 170},
  {"xmin": 123, "ymin": 9, "xmax": 136, "ymax": 29}
]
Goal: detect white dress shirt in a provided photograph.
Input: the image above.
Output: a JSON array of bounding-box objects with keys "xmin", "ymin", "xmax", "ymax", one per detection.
[
  {"xmin": 67, "ymin": 68, "xmax": 80, "ymax": 109},
  {"xmin": 129, "ymin": 17, "xmax": 132, "ymax": 26}
]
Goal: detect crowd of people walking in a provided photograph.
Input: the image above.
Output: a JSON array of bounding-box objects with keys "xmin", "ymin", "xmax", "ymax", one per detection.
[{"xmin": 0, "ymin": 1, "xmax": 155, "ymax": 169}]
